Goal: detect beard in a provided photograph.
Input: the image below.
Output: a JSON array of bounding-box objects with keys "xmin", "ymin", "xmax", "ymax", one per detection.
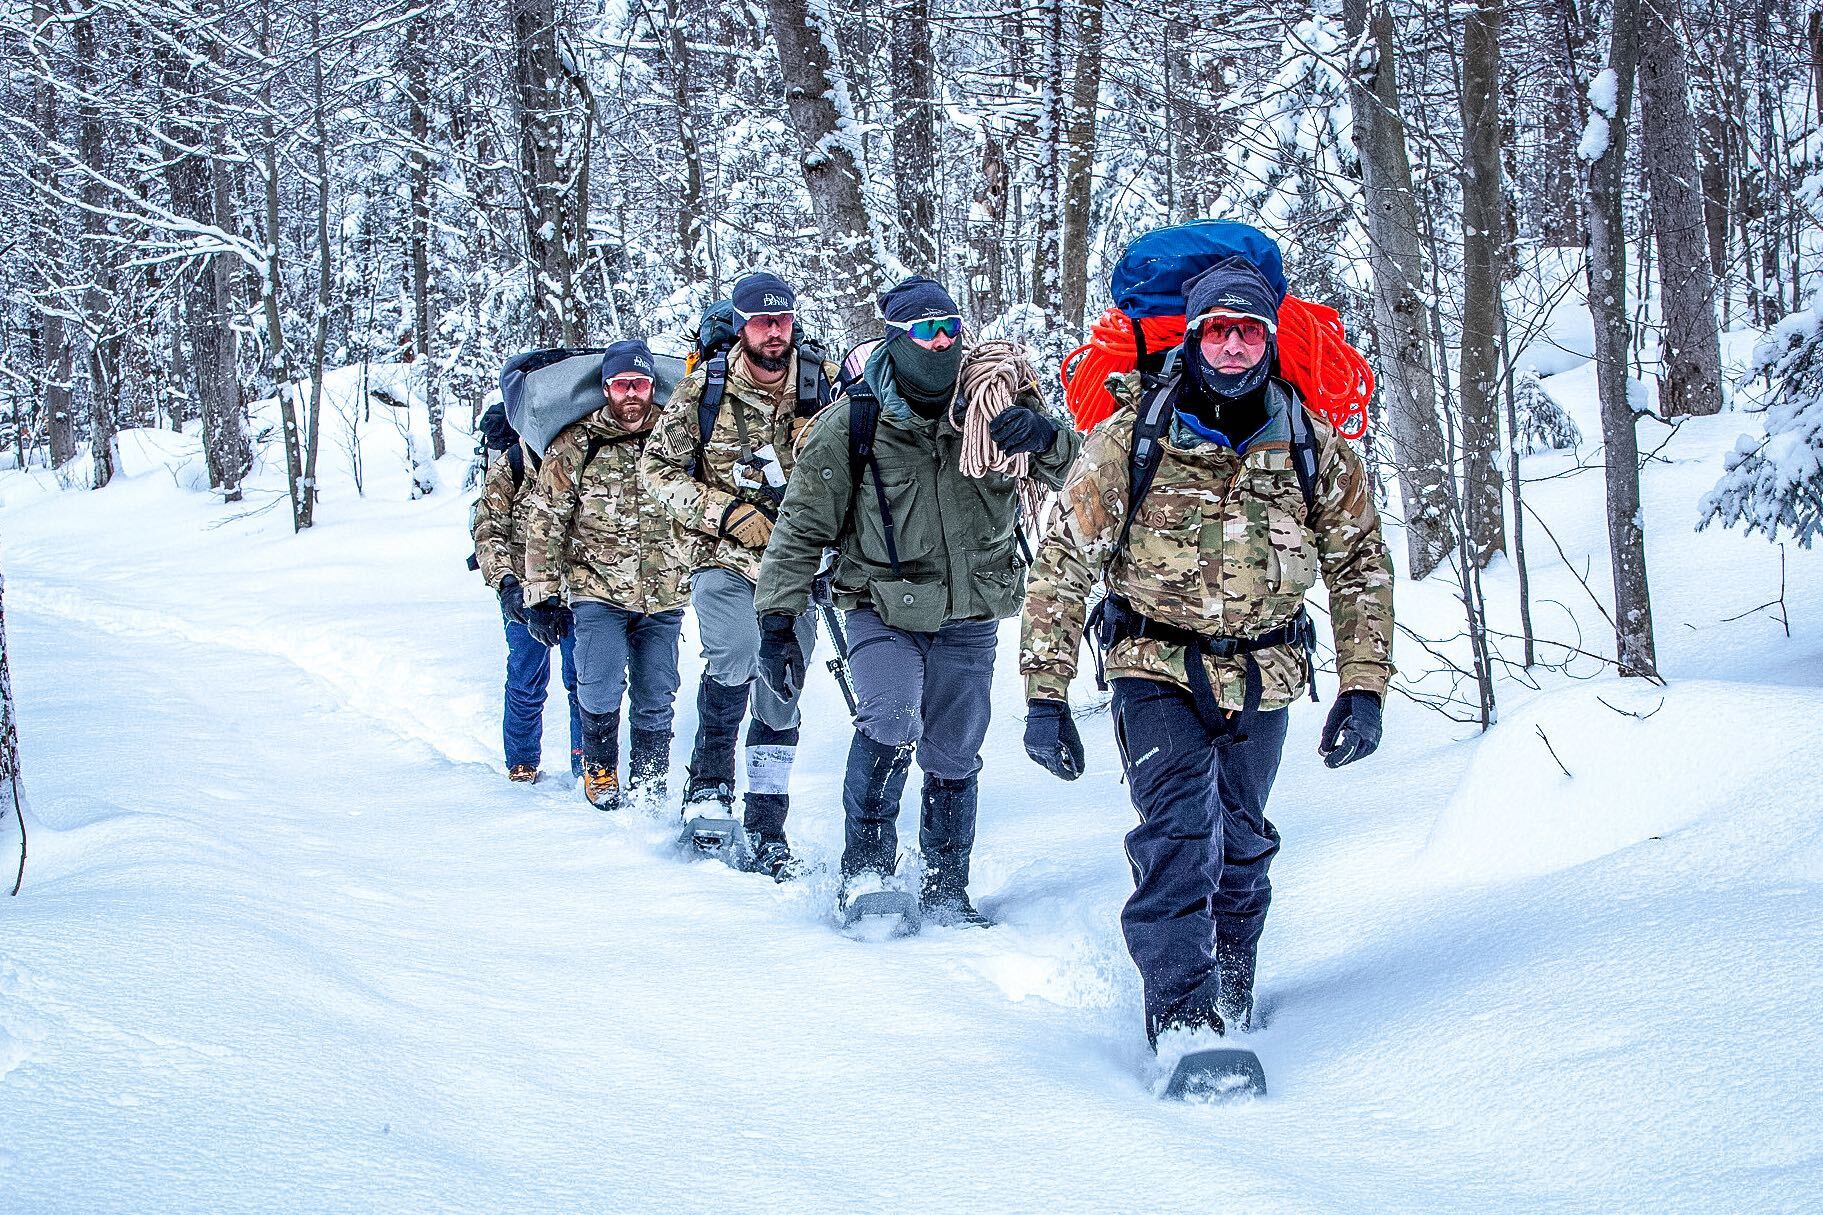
[{"xmin": 742, "ymin": 335, "xmax": 792, "ymax": 374}]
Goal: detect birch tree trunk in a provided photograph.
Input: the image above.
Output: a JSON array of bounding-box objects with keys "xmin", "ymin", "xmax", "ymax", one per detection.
[
  {"xmin": 1459, "ymin": 0, "xmax": 1506, "ymax": 566},
  {"xmin": 1033, "ymin": 0, "xmax": 1066, "ymax": 324},
  {"xmin": 766, "ymin": 0, "xmax": 884, "ymax": 341},
  {"xmin": 1582, "ymin": 0, "xmax": 1659, "ymax": 678},
  {"xmin": 1343, "ymin": 0, "xmax": 1454, "ymax": 580}
]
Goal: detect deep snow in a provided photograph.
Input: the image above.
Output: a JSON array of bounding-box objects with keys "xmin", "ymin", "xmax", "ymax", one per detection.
[{"xmin": 1, "ymin": 352, "xmax": 1819, "ymax": 1212}]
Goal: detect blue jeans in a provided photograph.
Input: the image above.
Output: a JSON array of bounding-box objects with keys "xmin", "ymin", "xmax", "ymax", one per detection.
[
  {"xmin": 570, "ymin": 602, "xmax": 685, "ymax": 734},
  {"xmin": 1112, "ymin": 677, "xmax": 1286, "ymax": 1041},
  {"xmin": 503, "ymin": 603, "xmax": 582, "ymax": 775}
]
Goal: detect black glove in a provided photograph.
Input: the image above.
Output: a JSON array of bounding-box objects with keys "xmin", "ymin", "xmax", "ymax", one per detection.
[
  {"xmin": 988, "ymin": 404, "xmax": 1059, "ymax": 456},
  {"xmin": 1320, "ymin": 690, "xmax": 1383, "ymax": 768},
  {"xmin": 1023, "ymin": 699, "xmax": 1084, "ymax": 781},
  {"xmin": 497, "ymin": 575, "xmax": 527, "ymax": 625},
  {"xmin": 525, "ymin": 599, "xmax": 572, "ymax": 648},
  {"xmin": 757, "ymin": 613, "xmax": 806, "ymax": 701}
]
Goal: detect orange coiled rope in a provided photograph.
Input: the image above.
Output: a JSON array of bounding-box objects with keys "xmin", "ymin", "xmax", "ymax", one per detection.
[{"xmin": 1061, "ymin": 297, "xmax": 1373, "ymax": 441}]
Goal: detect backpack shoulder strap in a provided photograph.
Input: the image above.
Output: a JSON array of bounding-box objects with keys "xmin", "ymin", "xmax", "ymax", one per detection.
[
  {"xmin": 1282, "ymin": 382, "xmax": 1320, "ymax": 519},
  {"xmin": 843, "ymin": 380, "xmax": 899, "ymax": 577},
  {"xmin": 505, "ymin": 443, "xmax": 526, "ymax": 491},
  {"xmin": 796, "ymin": 341, "xmax": 832, "ymax": 418},
  {"xmin": 699, "ymin": 351, "xmax": 728, "ymax": 442},
  {"xmin": 1113, "ymin": 375, "xmax": 1180, "ymax": 557}
]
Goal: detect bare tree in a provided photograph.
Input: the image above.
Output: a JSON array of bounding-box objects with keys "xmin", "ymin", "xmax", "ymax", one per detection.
[
  {"xmin": 1343, "ymin": 0, "xmax": 1455, "ymax": 579},
  {"xmin": 1458, "ymin": 0, "xmax": 1506, "ymax": 566},
  {"xmin": 510, "ymin": 0, "xmax": 587, "ymax": 345},
  {"xmin": 1580, "ymin": 0, "xmax": 1659, "ymax": 678},
  {"xmin": 1059, "ymin": 0, "xmax": 1105, "ymax": 332},
  {"xmin": 889, "ymin": 0, "xmax": 938, "ymax": 271}
]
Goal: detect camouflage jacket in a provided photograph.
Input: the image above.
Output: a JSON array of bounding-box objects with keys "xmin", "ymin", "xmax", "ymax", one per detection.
[
  {"xmin": 640, "ymin": 346, "xmax": 840, "ymax": 585},
  {"xmin": 756, "ymin": 341, "xmax": 1081, "ymax": 630},
  {"xmin": 471, "ymin": 450, "xmax": 536, "ymax": 590},
  {"xmin": 1020, "ymin": 374, "xmax": 1394, "ymax": 709},
  {"xmin": 522, "ymin": 406, "xmax": 691, "ymax": 614}
]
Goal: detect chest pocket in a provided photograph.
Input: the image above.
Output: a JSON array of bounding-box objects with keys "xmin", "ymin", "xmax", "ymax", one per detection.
[
  {"xmin": 1121, "ymin": 480, "xmax": 1220, "ymax": 606},
  {"xmin": 1239, "ymin": 464, "xmax": 1318, "ymax": 600},
  {"xmin": 856, "ymin": 467, "xmax": 936, "ymax": 566}
]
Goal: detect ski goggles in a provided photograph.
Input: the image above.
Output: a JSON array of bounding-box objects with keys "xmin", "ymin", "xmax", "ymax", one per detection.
[
  {"xmin": 605, "ymin": 374, "xmax": 654, "ymax": 394},
  {"xmin": 887, "ymin": 315, "xmax": 962, "ymax": 342},
  {"xmin": 1192, "ymin": 313, "xmax": 1272, "ymax": 346}
]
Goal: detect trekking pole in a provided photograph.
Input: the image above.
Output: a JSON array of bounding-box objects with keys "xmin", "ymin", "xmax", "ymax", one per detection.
[{"xmin": 812, "ymin": 559, "xmax": 859, "ymax": 718}]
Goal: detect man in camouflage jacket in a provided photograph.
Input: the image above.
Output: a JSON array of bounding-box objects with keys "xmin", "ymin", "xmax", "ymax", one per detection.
[
  {"xmin": 471, "ymin": 423, "xmax": 581, "ymax": 784},
  {"xmin": 1019, "ymin": 258, "xmax": 1394, "ymax": 1046},
  {"xmin": 755, "ymin": 276, "xmax": 1081, "ymax": 923},
  {"xmin": 640, "ymin": 272, "xmax": 838, "ymax": 877},
  {"xmin": 522, "ymin": 340, "xmax": 691, "ymax": 811}
]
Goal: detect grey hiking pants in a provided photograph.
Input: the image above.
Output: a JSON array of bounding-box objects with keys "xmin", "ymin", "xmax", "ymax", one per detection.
[
  {"xmin": 569, "ymin": 601, "xmax": 684, "ymax": 734},
  {"xmin": 844, "ymin": 608, "xmax": 998, "ymax": 782},
  {"xmin": 689, "ymin": 567, "xmax": 815, "ymax": 731}
]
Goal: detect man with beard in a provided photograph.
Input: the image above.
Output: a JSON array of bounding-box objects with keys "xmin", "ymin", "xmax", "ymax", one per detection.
[
  {"xmin": 521, "ymin": 340, "xmax": 692, "ymax": 810},
  {"xmin": 1019, "ymin": 256, "xmax": 1394, "ymax": 1048},
  {"xmin": 642, "ymin": 273, "xmax": 837, "ymax": 879},
  {"xmin": 754, "ymin": 276, "xmax": 1081, "ymax": 924}
]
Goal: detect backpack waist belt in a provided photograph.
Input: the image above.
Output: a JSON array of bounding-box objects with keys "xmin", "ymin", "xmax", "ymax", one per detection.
[{"xmin": 1090, "ymin": 594, "xmax": 1318, "ymax": 743}]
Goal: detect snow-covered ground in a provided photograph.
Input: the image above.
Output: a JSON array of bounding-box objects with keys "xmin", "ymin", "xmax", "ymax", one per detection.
[{"xmin": 1, "ymin": 355, "xmax": 1819, "ymax": 1212}]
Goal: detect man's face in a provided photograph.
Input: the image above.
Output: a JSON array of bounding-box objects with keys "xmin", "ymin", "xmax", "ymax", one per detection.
[
  {"xmin": 739, "ymin": 312, "xmax": 795, "ymax": 363},
  {"xmin": 605, "ymin": 374, "xmax": 655, "ymax": 426},
  {"xmin": 1197, "ymin": 315, "xmax": 1270, "ymax": 375}
]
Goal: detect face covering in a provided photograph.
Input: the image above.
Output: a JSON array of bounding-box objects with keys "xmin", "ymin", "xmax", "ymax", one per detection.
[
  {"xmin": 1180, "ymin": 339, "xmax": 1272, "ymax": 444},
  {"xmin": 1186, "ymin": 337, "xmax": 1271, "ymax": 402},
  {"xmin": 886, "ymin": 333, "xmax": 963, "ymax": 416}
]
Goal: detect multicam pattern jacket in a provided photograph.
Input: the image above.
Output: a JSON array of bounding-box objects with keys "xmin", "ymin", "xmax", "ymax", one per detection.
[
  {"xmin": 522, "ymin": 407, "xmax": 691, "ymax": 614},
  {"xmin": 471, "ymin": 450, "xmax": 536, "ymax": 590},
  {"xmin": 1020, "ymin": 374, "xmax": 1394, "ymax": 710},
  {"xmin": 640, "ymin": 346, "xmax": 839, "ymax": 586}
]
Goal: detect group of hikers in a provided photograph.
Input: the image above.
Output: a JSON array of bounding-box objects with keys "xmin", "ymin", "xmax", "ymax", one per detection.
[{"xmin": 469, "ymin": 220, "xmax": 1395, "ymax": 1053}]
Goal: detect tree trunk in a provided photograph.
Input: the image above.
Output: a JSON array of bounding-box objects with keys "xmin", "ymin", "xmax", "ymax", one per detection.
[
  {"xmin": 1639, "ymin": 0, "xmax": 1722, "ymax": 417},
  {"xmin": 29, "ymin": 2, "xmax": 76, "ymax": 471},
  {"xmin": 1459, "ymin": 0, "xmax": 1506, "ymax": 566},
  {"xmin": 967, "ymin": 132, "xmax": 1008, "ymax": 324},
  {"xmin": 302, "ymin": 21, "xmax": 332, "ymax": 528},
  {"xmin": 889, "ymin": 0, "xmax": 937, "ymax": 271},
  {"xmin": 403, "ymin": 13, "xmax": 443, "ymax": 457},
  {"xmin": 74, "ymin": 13, "xmax": 118, "ymax": 488},
  {"xmin": 1033, "ymin": 0, "xmax": 1066, "ymax": 324},
  {"xmin": 1343, "ymin": 0, "xmax": 1455, "ymax": 580},
  {"xmin": 509, "ymin": 0, "xmax": 585, "ymax": 346},
  {"xmin": 765, "ymin": 0, "xmax": 885, "ymax": 341},
  {"xmin": 0, "ymin": 565, "xmax": 26, "ymax": 896},
  {"xmin": 664, "ymin": 0, "xmax": 707, "ymax": 286},
  {"xmin": 1536, "ymin": 0, "xmax": 1587, "ymax": 247},
  {"xmin": 1581, "ymin": 0, "xmax": 1658, "ymax": 678},
  {"xmin": 1751, "ymin": 0, "xmax": 1780, "ymax": 327},
  {"xmin": 1059, "ymin": 0, "xmax": 1104, "ymax": 333}
]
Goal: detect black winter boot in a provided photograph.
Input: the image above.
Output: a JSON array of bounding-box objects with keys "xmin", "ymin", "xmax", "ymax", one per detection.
[
  {"xmin": 684, "ymin": 676, "xmax": 750, "ymax": 808},
  {"xmin": 1216, "ymin": 944, "xmax": 1259, "ymax": 1032},
  {"xmin": 627, "ymin": 727, "xmax": 671, "ymax": 803},
  {"xmin": 839, "ymin": 731, "xmax": 915, "ymax": 881},
  {"xmin": 580, "ymin": 708, "xmax": 622, "ymax": 811},
  {"xmin": 743, "ymin": 719, "xmax": 800, "ymax": 881},
  {"xmin": 919, "ymin": 774, "xmax": 987, "ymax": 926}
]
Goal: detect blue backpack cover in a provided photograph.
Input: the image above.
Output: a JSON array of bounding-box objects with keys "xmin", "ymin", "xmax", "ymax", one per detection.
[{"xmin": 1110, "ymin": 220, "xmax": 1289, "ymax": 320}]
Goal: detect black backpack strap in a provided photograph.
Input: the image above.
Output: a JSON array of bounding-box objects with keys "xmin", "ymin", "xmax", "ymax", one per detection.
[
  {"xmin": 1283, "ymin": 382, "xmax": 1320, "ymax": 520},
  {"xmin": 1113, "ymin": 374, "xmax": 1180, "ymax": 557},
  {"xmin": 845, "ymin": 384, "xmax": 899, "ymax": 578},
  {"xmin": 505, "ymin": 443, "xmax": 526, "ymax": 491},
  {"xmin": 689, "ymin": 352, "xmax": 729, "ymax": 476}
]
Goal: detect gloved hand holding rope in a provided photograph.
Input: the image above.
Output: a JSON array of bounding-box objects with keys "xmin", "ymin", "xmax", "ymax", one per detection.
[{"xmin": 954, "ymin": 339, "xmax": 1053, "ymax": 526}]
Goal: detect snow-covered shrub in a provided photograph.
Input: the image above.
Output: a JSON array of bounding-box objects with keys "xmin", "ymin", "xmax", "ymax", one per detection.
[
  {"xmin": 1701, "ymin": 302, "xmax": 1823, "ymax": 546},
  {"xmin": 1513, "ymin": 369, "xmax": 1582, "ymax": 454}
]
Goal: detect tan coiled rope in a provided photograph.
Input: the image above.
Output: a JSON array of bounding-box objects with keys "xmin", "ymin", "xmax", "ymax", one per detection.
[{"xmin": 953, "ymin": 339, "xmax": 1050, "ymax": 526}]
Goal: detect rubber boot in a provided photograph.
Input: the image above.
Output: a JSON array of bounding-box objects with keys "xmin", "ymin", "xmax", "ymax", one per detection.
[
  {"xmin": 919, "ymin": 773, "xmax": 987, "ymax": 926},
  {"xmin": 627, "ymin": 727, "xmax": 671, "ymax": 804},
  {"xmin": 839, "ymin": 731, "xmax": 915, "ymax": 881},
  {"xmin": 580, "ymin": 708, "xmax": 622, "ymax": 810},
  {"xmin": 683, "ymin": 676, "xmax": 749, "ymax": 810},
  {"xmin": 744, "ymin": 719, "xmax": 800, "ymax": 881}
]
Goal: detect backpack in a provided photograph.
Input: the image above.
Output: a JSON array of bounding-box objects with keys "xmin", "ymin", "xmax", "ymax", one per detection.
[
  {"xmin": 501, "ymin": 345, "xmax": 688, "ymax": 458},
  {"xmin": 684, "ymin": 299, "xmax": 832, "ymax": 476}
]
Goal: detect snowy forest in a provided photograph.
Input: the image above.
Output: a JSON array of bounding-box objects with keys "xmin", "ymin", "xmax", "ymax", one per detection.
[{"xmin": 2, "ymin": 0, "xmax": 1822, "ymax": 1209}]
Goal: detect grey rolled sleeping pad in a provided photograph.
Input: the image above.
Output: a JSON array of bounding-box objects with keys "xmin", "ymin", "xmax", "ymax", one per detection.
[{"xmin": 501, "ymin": 346, "xmax": 690, "ymax": 457}]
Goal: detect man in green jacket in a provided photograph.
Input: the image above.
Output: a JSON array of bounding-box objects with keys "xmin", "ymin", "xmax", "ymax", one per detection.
[{"xmin": 754, "ymin": 277, "xmax": 1082, "ymax": 923}]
